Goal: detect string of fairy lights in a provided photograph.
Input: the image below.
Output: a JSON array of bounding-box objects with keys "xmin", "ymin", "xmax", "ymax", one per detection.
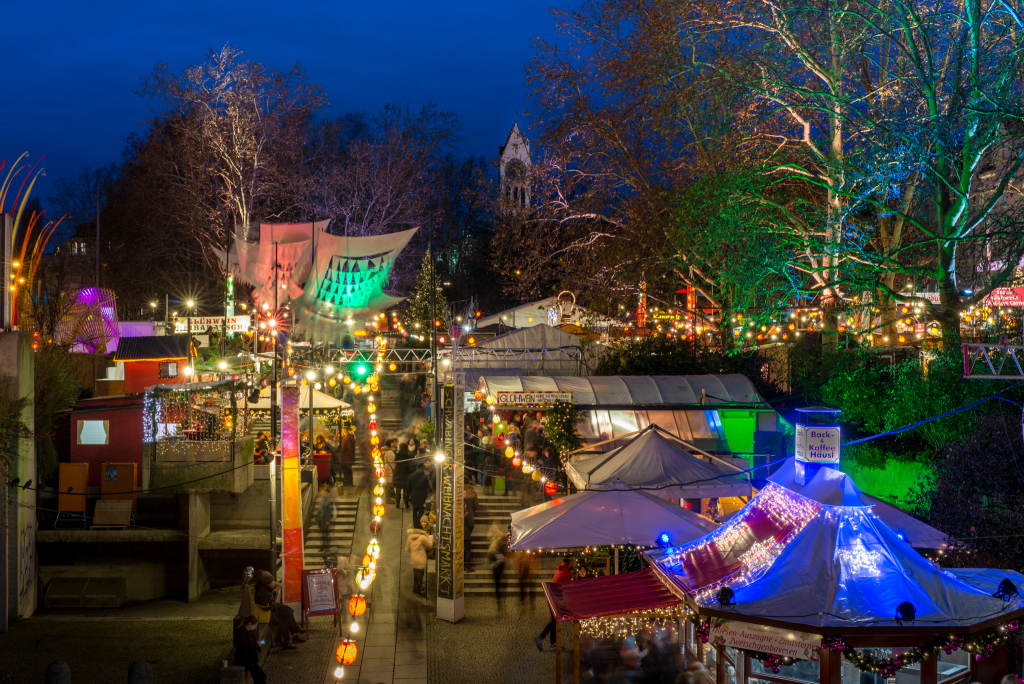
[{"xmin": 332, "ymin": 339, "xmax": 389, "ymax": 680}]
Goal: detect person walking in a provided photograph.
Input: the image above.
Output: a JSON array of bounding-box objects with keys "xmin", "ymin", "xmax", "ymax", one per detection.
[
  {"xmin": 488, "ymin": 534, "xmax": 508, "ymax": 610},
  {"xmin": 233, "ymin": 615, "xmax": 267, "ymax": 684},
  {"xmin": 315, "ymin": 483, "xmax": 333, "ymax": 549},
  {"xmin": 406, "ymin": 460, "xmax": 432, "ymax": 525},
  {"xmin": 536, "ymin": 554, "xmax": 574, "ymax": 651},
  {"xmin": 406, "ymin": 515, "xmax": 434, "ymax": 597},
  {"xmin": 393, "ymin": 442, "xmax": 411, "ymax": 508},
  {"xmin": 334, "ymin": 428, "xmax": 355, "ymax": 486}
]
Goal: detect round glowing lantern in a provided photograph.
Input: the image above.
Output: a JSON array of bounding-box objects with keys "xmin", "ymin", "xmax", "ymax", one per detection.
[
  {"xmin": 369, "ymin": 519, "xmax": 381, "ymax": 534},
  {"xmin": 348, "ymin": 594, "xmax": 367, "ymax": 617},
  {"xmin": 492, "ymin": 413, "xmax": 499, "ymax": 423},
  {"xmin": 336, "ymin": 639, "xmax": 358, "ymax": 665},
  {"xmin": 532, "ymin": 471, "xmax": 541, "ymax": 481},
  {"xmin": 329, "ymin": 378, "xmax": 337, "ymax": 387},
  {"xmin": 371, "ymin": 384, "xmax": 379, "ymax": 392},
  {"xmin": 357, "ymin": 569, "xmax": 375, "ymax": 589},
  {"xmin": 511, "ymin": 456, "xmax": 522, "ymax": 469},
  {"xmin": 486, "ymin": 395, "xmax": 495, "ymax": 405},
  {"xmin": 366, "ymin": 404, "xmax": 377, "ymax": 414},
  {"xmin": 362, "ymin": 553, "xmax": 373, "ymax": 567},
  {"xmin": 545, "ymin": 480, "xmax": 558, "ymax": 496},
  {"xmin": 505, "ymin": 446, "xmax": 514, "ymax": 459},
  {"xmin": 388, "ymin": 362, "xmax": 397, "ymax": 371},
  {"xmin": 373, "ymin": 484, "xmax": 385, "ymax": 497},
  {"xmin": 370, "ymin": 435, "xmax": 380, "ymax": 446},
  {"xmin": 371, "ymin": 447, "xmax": 382, "ymax": 458},
  {"xmin": 374, "ymin": 466, "xmax": 386, "ymax": 478},
  {"xmin": 368, "ymin": 539, "xmax": 380, "ymax": 557},
  {"xmin": 369, "ymin": 420, "xmax": 377, "ymax": 430},
  {"xmin": 342, "ymin": 375, "xmax": 351, "ymax": 384},
  {"xmin": 372, "ymin": 503, "xmax": 385, "ymax": 517},
  {"xmin": 474, "ymin": 390, "xmax": 482, "ymax": 400}
]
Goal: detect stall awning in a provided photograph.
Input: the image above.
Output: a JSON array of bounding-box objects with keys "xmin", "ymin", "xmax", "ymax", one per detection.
[{"xmin": 544, "ymin": 568, "xmax": 680, "ymax": 623}]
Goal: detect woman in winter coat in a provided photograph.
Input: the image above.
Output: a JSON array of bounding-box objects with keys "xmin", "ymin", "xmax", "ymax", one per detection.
[{"xmin": 405, "ymin": 517, "xmax": 433, "ymax": 597}]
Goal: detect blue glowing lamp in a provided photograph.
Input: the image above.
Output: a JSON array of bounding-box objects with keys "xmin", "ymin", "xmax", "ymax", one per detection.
[{"xmin": 656, "ymin": 532, "xmax": 672, "ymax": 549}]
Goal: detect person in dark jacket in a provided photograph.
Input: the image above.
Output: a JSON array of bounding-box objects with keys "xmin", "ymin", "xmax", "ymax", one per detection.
[
  {"xmin": 234, "ymin": 615, "xmax": 267, "ymax": 684},
  {"xmin": 254, "ymin": 574, "xmax": 304, "ymax": 648},
  {"xmin": 333, "ymin": 428, "xmax": 355, "ymax": 485},
  {"xmin": 393, "ymin": 442, "xmax": 412, "ymax": 508},
  {"xmin": 406, "ymin": 460, "xmax": 432, "ymax": 524}
]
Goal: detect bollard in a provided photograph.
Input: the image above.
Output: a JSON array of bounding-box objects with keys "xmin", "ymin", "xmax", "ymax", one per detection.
[
  {"xmin": 127, "ymin": 661, "xmax": 153, "ymax": 684},
  {"xmin": 44, "ymin": 662, "xmax": 70, "ymax": 684}
]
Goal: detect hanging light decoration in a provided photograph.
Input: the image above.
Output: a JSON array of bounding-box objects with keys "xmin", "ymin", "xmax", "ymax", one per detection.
[
  {"xmin": 367, "ymin": 539, "xmax": 380, "ymax": 558},
  {"xmin": 373, "ymin": 484, "xmax": 385, "ymax": 497},
  {"xmin": 545, "ymin": 480, "xmax": 558, "ymax": 496},
  {"xmin": 370, "ymin": 435, "xmax": 380, "ymax": 446},
  {"xmin": 511, "ymin": 456, "xmax": 522, "ymax": 468},
  {"xmin": 388, "ymin": 362, "xmax": 397, "ymax": 371},
  {"xmin": 372, "ymin": 503, "xmax": 385, "ymax": 517},
  {"xmin": 348, "ymin": 594, "xmax": 367, "ymax": 617},
  {"xmin": 369, "ymin": 519, "xmax": 381, "ymax": 534},
  {"xmin": 505, "ymin": 446, "xmax": 514, "ymax": 459},
  {"xmin": 532, "ymin": 470, "xmax": 541, "ymax": 481},
  {"xmin": 369, "ymin": 420, "xmax": 378, "ymax": 430},
  {"xmin": 374, "ymin": 465, "xmax": 386, "ymax": 478},
  {"xmin": 336, "ymin": 639, "xmax": 358, "ymax": 665}
]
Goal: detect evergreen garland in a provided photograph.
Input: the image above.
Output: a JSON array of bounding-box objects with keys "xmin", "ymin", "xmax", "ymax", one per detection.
[{"xmin": 547, "ymin": 399, "xmax": 584, "ymax": 459}]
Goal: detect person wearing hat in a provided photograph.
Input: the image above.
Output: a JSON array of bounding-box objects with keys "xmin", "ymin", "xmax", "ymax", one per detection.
[{"xmin": 406, "ymin": 514, "xmax": 434, "ymax": 598}]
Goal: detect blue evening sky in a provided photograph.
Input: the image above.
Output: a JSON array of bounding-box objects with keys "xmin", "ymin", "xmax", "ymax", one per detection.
[{"xmin": 1, "ymin": 0, "xmax": 562, "ymax": 210}]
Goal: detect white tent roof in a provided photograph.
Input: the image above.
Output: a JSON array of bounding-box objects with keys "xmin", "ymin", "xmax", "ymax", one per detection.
[
  {"xmin": 477, "ymin": 296, "xmax": 620, "ymax": 330},
  {"xmin": 565, "ymin": 425, "xmax": 752, "ymax": 498},
  {"xmin": 479, "ymin": 374, "xmax": 766, "ymax": 407},
  {"xmin": 248, "ymin": 386, "xmax": 351, "ymax": 411},
  {"xmin": 480, "ymin": 324, "xmax": 590, "ymax": 350},
  {"xmin": 510, "ymin": 485, "xmax": 719, "ymax": 550},
  {"xmin": 768, "ymin": 458, "xmax": 947, "ymax": 549}
]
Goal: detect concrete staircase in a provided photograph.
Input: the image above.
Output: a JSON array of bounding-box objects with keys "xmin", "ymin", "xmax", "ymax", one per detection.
[
  {"xmin": 304, "ymin": 491, "xmax": 360, "ymax": 568},
  {"xmin": 464, "ymin": 493, "xmax": 551, "ymax": 595}
]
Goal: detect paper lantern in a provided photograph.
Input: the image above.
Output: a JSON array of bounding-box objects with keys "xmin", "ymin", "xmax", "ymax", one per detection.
[
  {"xmin": 369, "ymin": 519, "xmax": 381, "ymax": 534},
  {"xmin": 357, "ymin": 568, "xmax": 375, "ymax": 589},
  {"xmin": 366, "ymin": 404, "xmax": 377, "ymax": 414},
  {"xmin": 492, "ymin": 413, "xmax": 499, "ymax": 423},
  {"xmin": 505, "ymin": 446, "xmax": 514, "ymax": 459},
  {"xmin": 486, "ymin": 395, "xmax": 494, "ymax": 405},
  {"xmin": 532, "ymin": 471, "xmax": 541, "ymax": 481},
  {"xmin": 389, "ymin": 362, "xmax": 397, "ymax": 371},
  {"xmin": 374, "ymin": 466, "xmax": 386, "ymax": 478},
  {"xmin": 369, "ymin": 420, "xmax": 377, "ymax": 430},
  {"xmin": 336, "ymin": 639, "xmax": 358, "ymax": 665},
  {"xmin": 343, "ymin": 375, "xmax": 351, "ymax": 384},
  {"xmin": 511, "ymin": 456, "xmax": 522, "ymax": 468},
  {"xmin": 368, "ymin": 539, "xmax": 380, "ymax": 557},
  {"xmin": 348, "ymin": 594, "xmax": 367, "ymax": 617},
  {"xmin": 370, "ymin": 435, "xmax": 380, "ymax": 446},
  {"xmin": 545, "ymin": 481, "xmax": 558, "ymax": 496},
  {"xmin": 362, "ymin": 553, "xmax": 373, "ymax": 567},
  {"xmin": 373, "ymin": 484, "xmax": 385, "ymax": 496},
  {"xmin": 329, "ymin": 378, "xmax": 337, "ymax": 387},
  {"xmin": 371, "ymin": 447, "xmax": 382, "ymax": 458},
  {"xmin": 372, "ymin": 503, "xmax": 385, "ymax": 517},
  {"xmin": 474, "ymin": 390, "xmax": 482, "ymax": 400}
]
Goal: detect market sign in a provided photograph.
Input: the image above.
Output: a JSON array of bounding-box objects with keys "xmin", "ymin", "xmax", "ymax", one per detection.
[
  {"xmin": 983, "ymin": 287, "xmax": 1024, "ymax": 307},
  {"xmin": 495, "ymin": 391, "xmax": 574, "ymax": 408},
  {"xmin": 173, "ymin": 316, "xmax": 251, "ymax": 334},
  {"xmin": 795, "ymin": 424, "xmax": 840, "ymax": 464},
  {"xmin": 709, "ymin": 618, "xmax": 820, "ymax": 661}
]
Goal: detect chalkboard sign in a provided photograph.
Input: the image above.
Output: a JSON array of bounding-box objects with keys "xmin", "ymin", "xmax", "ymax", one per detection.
[{"xmin": 301, "ymin": 568, "xmax": 339, "ymax": 619}]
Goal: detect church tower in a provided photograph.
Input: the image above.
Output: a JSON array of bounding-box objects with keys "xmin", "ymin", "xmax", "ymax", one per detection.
[{"xmin": 499, "ymin": 123, "xmax": 531, "ymax": 210}]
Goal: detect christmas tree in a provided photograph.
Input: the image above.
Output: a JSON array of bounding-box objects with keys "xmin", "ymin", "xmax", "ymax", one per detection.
[{"xmin": 405, "ymin": 250, "xmax": 447, "ymax": 338}]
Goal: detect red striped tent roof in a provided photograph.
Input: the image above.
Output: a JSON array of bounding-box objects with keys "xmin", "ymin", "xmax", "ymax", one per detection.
[{"xmin": 543, "ymin": 568, "xmax": 680, "ymax": 623}]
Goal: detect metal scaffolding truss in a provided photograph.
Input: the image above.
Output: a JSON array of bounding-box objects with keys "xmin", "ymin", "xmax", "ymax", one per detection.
[
  {"xmin": 324, "ymin": 345, "xmax": 588, "ymax": 367},
  {"xmin": 962, "ymin": 343, "xmax": 1024, "ymax": 379}
]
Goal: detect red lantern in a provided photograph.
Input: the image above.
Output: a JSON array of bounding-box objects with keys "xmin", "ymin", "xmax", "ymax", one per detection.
[
  {"xmin": 369, "ymin": 420, "xmax": 378, "ymax": 430},
  {"xmin": 474, "ymin": 390, "xmax": 482, "ymax": 400},
  {"xmin": 373, "ymin": 503, "xmax": 385, "ymax": 517},
  {"xmin": 336, "ymin": 639, "xmax": 358, "ymax": 665},
  {"xmin": 348, "ymin": 594, "xmax": 367, "ymax": 617},
  {"xmin": 545, "ymin": 480, "xmax": 558, "ymax": 496},
  {"xmin": 369, "ymin": 519, "xmax": 382, "ymax": 534},
  {"xmin": 511, "ymin": 456, "xmax": 522, "ymax": 468},
  {"xmin": 374, "ymin": 465, "xmax": 386, "ymax": 478}
]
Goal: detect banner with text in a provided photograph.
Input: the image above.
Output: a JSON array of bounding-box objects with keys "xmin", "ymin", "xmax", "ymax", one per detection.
[
  {"xmin": 795, "ymin": 424, "xmax": 840, "ymax": 464},
  {"xmin": 436, "ymin": 384, "xmax": 464, "ymax": 621},
  {"xmin": 709, "ymin": 618, "xmax": 821, "ymax": 661},
  {"xmin": 173, "ymin": 316, "xmax": 250, "ymax": 334},
  {"xmin": 494, "ymin": 391, "xmax": 573, "ymax": 408}
]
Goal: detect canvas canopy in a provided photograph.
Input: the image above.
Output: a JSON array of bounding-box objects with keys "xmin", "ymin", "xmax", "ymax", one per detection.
[
  {"xmin": 479, "ymin": 374, "xmax": 766, "ymax": 407},
  {"xmin": 247, "ymin": 386, "xmax": 351, "ymax": 412},
  {"xmin": 768, "ymin": 458, "xmax": 947, "ymax": 548},
  {"xmin": 708, "ymin": 503, "xmax": 1024, "ymax": 630},
  {"xmin": 565, "ymin": 425, "xmax": 752, "ymax": 498},
  {"xmin": 510, "ymin": 485, "xmax": 719, "ymax": 550}
]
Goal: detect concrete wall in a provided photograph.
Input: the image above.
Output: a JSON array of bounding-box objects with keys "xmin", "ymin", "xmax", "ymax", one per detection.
[
  {"xmin": 1, "ymin": 332, "xmax": 36, "ymax": 631},
  {"xmin": 40, "ymin": 561, "xmax": 166, "ymax": 602}
]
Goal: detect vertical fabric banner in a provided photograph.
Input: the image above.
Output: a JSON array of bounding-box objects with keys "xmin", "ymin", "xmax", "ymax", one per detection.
[
  {"xmin": 281, "ymin": 381, "xmax": 304, "ymax": 610},
  {"xmin": 436, "ymin": 384, "xmax": 464, "ymax": 622}
]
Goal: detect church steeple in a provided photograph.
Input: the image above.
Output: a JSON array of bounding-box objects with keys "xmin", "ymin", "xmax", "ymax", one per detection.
[{"xmin": 499, "ymin": 123, "xmax": 531, "ymax": 211}]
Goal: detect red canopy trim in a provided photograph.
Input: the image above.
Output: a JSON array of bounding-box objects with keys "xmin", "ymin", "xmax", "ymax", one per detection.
[{"xmin": 543, "ymin": 568, "xmax": 681, "ymax": 623}]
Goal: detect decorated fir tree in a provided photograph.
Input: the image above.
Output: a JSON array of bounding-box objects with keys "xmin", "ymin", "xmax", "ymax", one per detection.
[
  {"xmin": 546, "ymin": 399, "xmax": 584, "ymax": 460},
  {"xmin": 405, "ymin": 250, "xmax": 447, "ymax": 338}
]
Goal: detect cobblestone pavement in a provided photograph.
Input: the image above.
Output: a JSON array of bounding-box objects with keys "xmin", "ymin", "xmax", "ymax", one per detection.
[
  {"xmin": 0, "ymin": 619, "xmax": 231, "ymax": 684},
  {"xmin": 426, "ymin": 595, "xmax": 573, "ymax": 684}
]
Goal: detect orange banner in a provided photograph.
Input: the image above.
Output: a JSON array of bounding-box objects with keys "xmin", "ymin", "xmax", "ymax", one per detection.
[{"xmin": 282, "ymin": 382, "xmax": 304, "ymax": 606}]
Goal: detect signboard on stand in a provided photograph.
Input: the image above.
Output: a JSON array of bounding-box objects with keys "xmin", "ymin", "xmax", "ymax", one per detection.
[
  {"xmin": 301, "ymin": 568, "xmax": 341, "ymax": 634},
  {"xmin": 436, "ymin": 383, "xmax": 464, "ymax": 622}
]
